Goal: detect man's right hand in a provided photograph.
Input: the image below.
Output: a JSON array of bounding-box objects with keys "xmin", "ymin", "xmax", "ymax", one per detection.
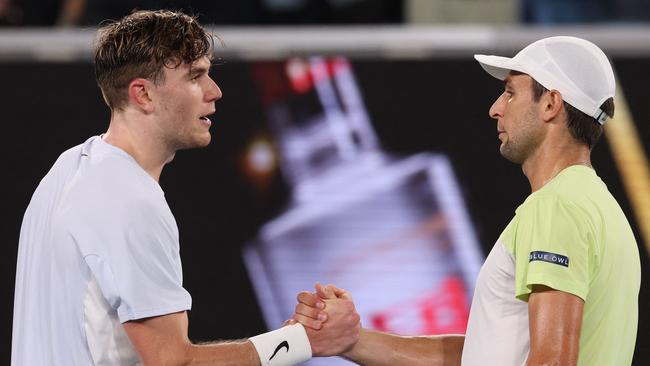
[
  {"xmin": 292, "ymin": 283, "xmax": 465, "ymax": 366},
  {"xmin": 291, "ymin": 283, "xmax": 361, "ymax": 357}
]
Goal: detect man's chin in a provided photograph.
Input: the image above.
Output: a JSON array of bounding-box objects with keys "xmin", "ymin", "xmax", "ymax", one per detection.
[
  {"xmin": 499, "ymin": 146, "xmax": 524, "ymax": 164},
  {"xmin": 192, "ymin": 131, "xmax": 212, "ymax": 146},
  {"xmin": 175, "ymin": 135, "xmax": 212, "ymax": 151},
  {"xmin": 195, "ymin": 135, "xmax": 211, "ymax": 148}
]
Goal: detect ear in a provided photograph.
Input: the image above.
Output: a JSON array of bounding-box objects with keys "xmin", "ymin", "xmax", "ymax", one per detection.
[
  {"xmin": 127, "ymin": 78, "xmax": 155, "ymax": 113},
  {"xmin": 540, "ymin": 89, "xmax": 564, "ymax": 123}
]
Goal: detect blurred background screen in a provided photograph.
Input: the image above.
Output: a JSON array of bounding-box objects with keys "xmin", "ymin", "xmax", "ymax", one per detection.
[{"xmin": 243, "ymin": 59, "xmax": 483, "ymax": 364}]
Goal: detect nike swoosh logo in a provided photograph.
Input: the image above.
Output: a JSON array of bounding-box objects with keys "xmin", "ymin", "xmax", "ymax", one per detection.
[{"xmin": 269, "ymin": 340, "xmax": 289, "ymax": 360}]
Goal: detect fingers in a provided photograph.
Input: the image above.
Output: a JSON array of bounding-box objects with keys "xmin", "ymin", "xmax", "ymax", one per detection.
[
  {"xmin": 297, "ymin": 291, "xmax": 325, "ymax": 309},
  {"xmin": 304, "ymin": 297, "xmax": 362, "ymax": 357},
  {"xmin": 315, "ymin": 282, "xmax": 336, "ymax": 300},
  {"xmin": 315, "ymin": 282, "xmax": 352, "ymax": 300},
  {"xmin": 294, "ymin": 283, "xmax": 356, "ymax": 336},
  {"xmin": 329, "ymin": 285, "xmax": 352, "ymax": 300},
  {"xmin": 336, "ymin": 291, "xmax": 352, "ymax": 301},
  {"xmin": 292, "ymin": 313, "xmax": 323, "ymax": 330},
  {"xmin": 293, "ymin": 287, "xmax": 329, "ymax": 330},
  {"xmin": 294, "ymin": 301, "xmax": 327, "ymax": 322}
]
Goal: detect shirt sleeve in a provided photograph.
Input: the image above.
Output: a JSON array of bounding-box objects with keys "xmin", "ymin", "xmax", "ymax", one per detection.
[
  {"xmin": 513, "ymin": 194, "xmax": 595, "ymax": 302},
  {"xmin": 79, "ymin": 198, "xmax": 192, "ymax": 323}
]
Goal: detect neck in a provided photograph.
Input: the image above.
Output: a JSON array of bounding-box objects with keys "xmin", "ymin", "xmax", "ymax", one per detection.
[
  {"xmin": 522, "ymin": 137, "xmax": 592, "ymax": 192},
  {"xmin": 102, "ymin": 110, "xmax": 175, "ymax": 182}
]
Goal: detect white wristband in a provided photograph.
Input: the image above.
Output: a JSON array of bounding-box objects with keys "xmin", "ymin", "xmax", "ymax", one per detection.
[{"xmin": 249, "ymin": 323, "xmax": 312, "ymax": 366}]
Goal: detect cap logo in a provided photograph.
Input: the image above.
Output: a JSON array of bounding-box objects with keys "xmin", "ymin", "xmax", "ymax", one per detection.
[{"xmin": 594, "ymin": 108, "xmax": 609, "ymax": 124}]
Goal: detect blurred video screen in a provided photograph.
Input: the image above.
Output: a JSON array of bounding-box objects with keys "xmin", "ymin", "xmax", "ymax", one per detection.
[{"xmin": 242, "ymin": 57, "xmax": 484, "ymax": 365}]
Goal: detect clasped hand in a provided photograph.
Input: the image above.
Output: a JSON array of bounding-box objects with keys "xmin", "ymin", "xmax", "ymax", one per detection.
[{"xmin": 288, "ymin": 283, "xmax": 361, "ymax": 357}]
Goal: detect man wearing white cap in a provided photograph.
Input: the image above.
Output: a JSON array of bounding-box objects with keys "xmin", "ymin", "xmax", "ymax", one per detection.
[{"xmin": 291, "ymin": 36, "xmax": 641, "ymax": 365}]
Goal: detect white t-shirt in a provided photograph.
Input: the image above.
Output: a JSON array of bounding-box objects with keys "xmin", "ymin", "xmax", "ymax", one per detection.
[{"xmin": 12, "ymin": 136, "xmax": 192, "ymax": 365}]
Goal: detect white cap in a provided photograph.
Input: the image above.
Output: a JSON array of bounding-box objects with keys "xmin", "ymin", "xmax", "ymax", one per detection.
[{"xmin": 474, "ymin": 36, "xmax": 616, "ymax": 124}]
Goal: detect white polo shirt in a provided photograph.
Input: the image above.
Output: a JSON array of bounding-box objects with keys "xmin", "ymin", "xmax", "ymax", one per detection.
[{"xmin": 12, "ymin": 136, "xmax": 192, "ymax": 365}]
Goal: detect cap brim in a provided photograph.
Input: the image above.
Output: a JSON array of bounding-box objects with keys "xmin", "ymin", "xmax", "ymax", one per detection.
[{"xmin": 474, "ymin": 55, "xmax": 524, "ymax": 80}]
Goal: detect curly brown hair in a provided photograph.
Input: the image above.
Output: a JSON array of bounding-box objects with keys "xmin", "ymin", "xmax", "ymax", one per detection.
[{"xmin": 94, "ymin": 10, "xmax": 213, "ymax": 111}]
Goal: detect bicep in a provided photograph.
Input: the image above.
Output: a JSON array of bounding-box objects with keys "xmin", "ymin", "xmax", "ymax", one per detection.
[
  {"xmin": 123, "ymin": 311, "xmax": 191, "ymax": 365},
  {"xmin": 527, "ymin": 285, "xmax": 584, "ymax": 366}
]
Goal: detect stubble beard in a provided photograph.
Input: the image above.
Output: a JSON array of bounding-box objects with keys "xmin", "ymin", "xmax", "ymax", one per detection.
[
  {"xmin": 162, "ymin": 111, "xmax": 212, "ymax": 152},
  {"xmin": 171, "ymin": 130, "xmax": 211, "ymax": 151},
  {"xmin": 499, "ymin": 108, "xmax": 543, "ymax": 165}
]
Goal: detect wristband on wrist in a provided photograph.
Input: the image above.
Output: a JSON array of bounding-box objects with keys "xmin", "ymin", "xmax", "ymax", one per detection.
[{"xmin": 249, "ymin": 323, "xmax": 312, "ymax": 366}]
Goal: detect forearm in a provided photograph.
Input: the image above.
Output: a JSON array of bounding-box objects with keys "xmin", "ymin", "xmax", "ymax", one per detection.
[
  {"xmin": 180, "ymin": 340, "xmax": 260, "ymax": 366},
  {"xmin": 134, "ymin": 338, "xmax": 260, "ymax": 366},
  {"xmin": 526, "ymin": 340, "xmax": 579, "ymax": 366},
  {"xmin": 183, "ymin": 323, "xmax": 311, "ymax": 366},
  {"xmin": 125, "ymin": 313, "xmax": 261, "ymax": 366},
  {"xmin": 125, "ymin": 312, "xmax": 312, "ymax": 366},
  {"xmin": 342, "ymin": 328, "xmax": 464, "ymax": 366}
]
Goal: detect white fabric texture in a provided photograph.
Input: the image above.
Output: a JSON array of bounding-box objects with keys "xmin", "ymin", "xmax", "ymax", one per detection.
[
  {"xmin": 12, "ymin": 136, "xmax": 192, "ymax": 365},
  {"xmin": 249, "ymin": 323, "xmax": 312, "ymax": 366},
  {"xmin": 474, "ymin": 36, "xmax": 616, "ymax": 124},
  {"xmin": 84, "ymin": 273, "xmax": 142, "ymax": 365},
  {"xmin": 461, "ymin": 242, "xmax": 529, "ymax": 366}
]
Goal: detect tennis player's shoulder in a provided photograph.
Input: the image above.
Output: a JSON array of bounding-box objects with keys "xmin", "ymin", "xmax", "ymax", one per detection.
[{"xmin": 520, "ymin": 179, "xmax": 583, "ymax": 214}]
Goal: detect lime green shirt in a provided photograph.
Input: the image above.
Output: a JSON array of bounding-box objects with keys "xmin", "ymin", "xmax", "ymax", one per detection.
[{"xmin": 462, "ymin": 166, "xmax": 640, "ymax": 365}]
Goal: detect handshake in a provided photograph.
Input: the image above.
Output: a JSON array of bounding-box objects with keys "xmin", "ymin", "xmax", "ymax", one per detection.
[
  {"xmin": 288, "ymin": 283, "xmax": 362, "ymax": 358},
  {"xmin": 252, "ymin": 282, "xmax": 464, "ymax": 366}
]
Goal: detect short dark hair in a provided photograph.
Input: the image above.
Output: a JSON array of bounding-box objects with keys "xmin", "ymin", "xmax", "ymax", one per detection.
[
  {"xmin": 512, "ymin": 71, "xmax": 614, "ymax": 149},
  {"xmin": 94, "ymin": 10, "xmax": 213, "ymax": 111}
]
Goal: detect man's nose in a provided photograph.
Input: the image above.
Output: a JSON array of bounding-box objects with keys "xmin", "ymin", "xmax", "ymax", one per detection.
[
  {"xmin": 489, "ymin": 93, "xmax": 505, "ymax": 120},
  {"xmin": 206, "ymin": 78, "xmax": 222, "ymax": 102}
]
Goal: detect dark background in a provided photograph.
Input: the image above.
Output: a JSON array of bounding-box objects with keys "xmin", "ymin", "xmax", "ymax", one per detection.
[{"xmin": 1, "ymin": 57, "xmax": 648, "ymax": 364}]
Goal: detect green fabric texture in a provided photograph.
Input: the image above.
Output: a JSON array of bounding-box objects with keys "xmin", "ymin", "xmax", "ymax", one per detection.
[{"xmin": 499, "ymin": 165, "xmax": 640, "ymax": 365}]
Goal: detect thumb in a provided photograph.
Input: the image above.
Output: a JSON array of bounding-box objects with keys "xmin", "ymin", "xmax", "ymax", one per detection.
[
  {"xmin": 315, "ymin": 282, "xmax": 336, "ymax": 300},
  {"xmin": 332, "ymin": 286, "xmax": 352, "ymax": 300}
]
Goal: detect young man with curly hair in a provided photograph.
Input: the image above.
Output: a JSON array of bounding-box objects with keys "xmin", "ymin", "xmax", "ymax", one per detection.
[{"xmin": 12, "ymin": 10, "xmax": 360, "ymax": 365}]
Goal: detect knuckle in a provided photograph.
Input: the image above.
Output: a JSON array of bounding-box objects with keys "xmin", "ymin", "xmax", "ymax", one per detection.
[
  {"xmin": 305, "ymin": 308, "xmax": 318, "ymax": 318},
  {"xmin": 298, "ymin": 316, "xmax": 320, "ymax": 329}
]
